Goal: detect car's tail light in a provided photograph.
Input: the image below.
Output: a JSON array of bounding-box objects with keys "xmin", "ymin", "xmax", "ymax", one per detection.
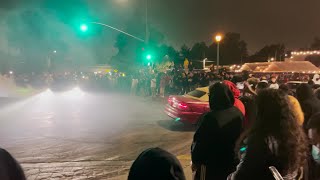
[
  {"xmin": 168, "ymin": 97, "xmax": 173, "ymax": 106},
  {"xmin": 178, "ymin": 102, "xmax": 190, "ymax": 111}
]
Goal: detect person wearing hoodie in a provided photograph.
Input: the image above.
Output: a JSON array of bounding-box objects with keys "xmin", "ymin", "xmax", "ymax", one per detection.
[
  {"xmin": 0, "ymin": 148, "xmax": 26, "ymax": 180},
  {"xmin": 296, "ymin": 83, "xmax": 320, "ymax": 129},
  {"xmin": 191, "ymin": 82, "xmax": 244, "ymax": 180},
  {"xmin": 223, "ymin": 80, "xmax": 246, "ymax": 116},
  {"xmin": 128, "ymin": 147, "xmax": 186, "ymax": 180}
]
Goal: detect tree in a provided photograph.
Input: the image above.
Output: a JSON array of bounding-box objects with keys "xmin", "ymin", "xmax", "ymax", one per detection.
[
  {"xmin": 221, "ymin": 33, "xmax": 248, "ymax": 65},
  {"xmin": 180, "ymin": 44, "xmax": 191, "ymax": 59},
  {"xmin": 110, "ymin": 13, "xmax": 168, "ymax": 72},
  {"xmin": 190, "ymin": 42, "xmax": 208, "ymax": 60},
  {"xmin": 167, "ymin": 46, "xmax": 180, "ymax": 61},
  {"xmin": 248, "ymin": 44, "xmax": 285, "ymax": 62},
  {"xmin": 239, "ymin": 40, "xmax": 249, "ymax": 63},
  {"xmin": 5, "ymin": 10, "xmax": 53, "ymax": 73},
  {"xmin": 158, "ymin": 45, "xmax": 179, "ymax": 63},
  {"xmin": 311, "ymin": 37, "xmax": 320, "ymax": 50},
  {"xmin": 206, "ymin": 32, "xmax": 248, "ymax": 65}
]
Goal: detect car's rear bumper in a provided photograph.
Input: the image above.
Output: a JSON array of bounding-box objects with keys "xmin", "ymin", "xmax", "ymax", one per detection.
[{"xmin": 164, "ymin": 104, "xmax": 202, "ymax": 124}]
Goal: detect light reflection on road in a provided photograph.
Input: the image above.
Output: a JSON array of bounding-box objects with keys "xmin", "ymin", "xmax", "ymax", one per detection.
[{"xmin": 0, "ymin": 89, "xmax": 193, "ymax": 178}]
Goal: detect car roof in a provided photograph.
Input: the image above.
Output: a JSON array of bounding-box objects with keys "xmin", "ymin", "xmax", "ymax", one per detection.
[
  {"xmin": 184, "ymin": 87, "xmax": 209, "ymax": 102},
  {"xmin": 196, "ymin": 86, "xmax": 209, "ymax": 93},
  {"xmin": 287, "ymin": 81, "xmax": 304, "ymax": 84}
]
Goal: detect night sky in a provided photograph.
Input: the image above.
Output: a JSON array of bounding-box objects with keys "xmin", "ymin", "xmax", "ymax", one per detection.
[
  {"xmin": 1, "ymin": 0, "xmax": 320, "ymax": 53},
  {"xmin": 149, "ymin": 0, "xmax": 320, "ymax": 52}
]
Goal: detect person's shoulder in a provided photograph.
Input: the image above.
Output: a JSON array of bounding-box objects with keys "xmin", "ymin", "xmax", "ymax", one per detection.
[
  {"xmin": 199, "ymin": 111, "xmax": 219, "ymax": 122},
  {"xmin": 230, "ymin": 106, "xmax": 245, "ymax": 117}
]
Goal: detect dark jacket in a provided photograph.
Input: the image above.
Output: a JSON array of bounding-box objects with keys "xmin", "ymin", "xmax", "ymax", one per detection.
[
  {"xmin": 229, "ymin": 136, "xmax": 292, "ymax": 180},
  {"xmin": 307, "ymin": 158, "xmax": 320, "ymax": 180},
  {"xmin": 128, "ymin": 148, "xmax": 186, "ymax": 180},
  {"xmin": 239, "ymin": 95, "xmax": 257, "ymax": 130},
  {"xmin": 0, "ymin": 148, "xmax": 26, "ymax": 180},
  {"xmin": 192, "ymin": 83, "xmax": 244, "ymax": 180},
  {"xmin": 229, "ymin": 135, "xmax": 305, "ymax": 180},
  {"xmin": 296, "ymin": 83, "xmax": 320, "ymax": 128}
]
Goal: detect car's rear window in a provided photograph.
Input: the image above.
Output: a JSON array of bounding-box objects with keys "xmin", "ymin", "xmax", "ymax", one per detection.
[{"xmin": 187, "ymin": 90, "xmax": 206, "ymax": 98}]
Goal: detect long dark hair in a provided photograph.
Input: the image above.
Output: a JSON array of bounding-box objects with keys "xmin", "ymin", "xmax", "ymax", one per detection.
[{"xmin": 236, "ymin": 89, "xmax": 307, "ymax": 173}]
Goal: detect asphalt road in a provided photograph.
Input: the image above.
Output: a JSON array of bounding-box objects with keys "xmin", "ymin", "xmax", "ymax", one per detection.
[{"xmin": 0, "ymin": 89, "xmax": 195, "ymax": 179}]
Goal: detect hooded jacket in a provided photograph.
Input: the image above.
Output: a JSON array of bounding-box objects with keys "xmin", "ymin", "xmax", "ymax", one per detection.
[
  {"xmin": 192, "ymin": 83, "xmax": 244, "ymax": 180},
  {"xmin": 223, "ymin": 80, "xmax": 246, "ymax": 116},
  {"xmin": 0, "ymin": 148, "xmax": 26, "ymax": 180},
  {"xmin": 128, "ymin": 148, "xmax": 186, "ymax": 180},
  {"xmin": 296, "ymin": 83, "xmax": 320, "ymax": 128}
]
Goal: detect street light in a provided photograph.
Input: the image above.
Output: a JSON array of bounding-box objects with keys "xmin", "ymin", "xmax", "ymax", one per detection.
[
  {"xmin": 146, "ymin": 54, "xmax": 152, "ymax": 60},
  {"xmin": 215, "ymin": 34, "xmax": 223, "ymax": 71},
  {"xmin": 53, "ymin": 50, "xmax": 57, "ymax": 53},
  {"xmin": 215, "ymin": 35, "xmax": 222, "ymax": 42}
]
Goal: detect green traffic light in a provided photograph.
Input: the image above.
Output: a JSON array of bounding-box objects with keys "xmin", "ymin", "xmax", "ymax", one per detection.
[
  {"xmin": 80, "ymin": 24, "xmax": 88, "ymax": 32},
  {"xmin": 146, "ymin": 54, "xmax": 152, "ymax": 60}
]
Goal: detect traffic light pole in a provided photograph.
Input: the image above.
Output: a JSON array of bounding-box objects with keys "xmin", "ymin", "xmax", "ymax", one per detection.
[
  {"xmin": 145, "ymin": 0, "xmax": 149, "ymax": 44},
  {"xmin": 89, "ymin": 22, "xmax": 145, "ymax": 42}
]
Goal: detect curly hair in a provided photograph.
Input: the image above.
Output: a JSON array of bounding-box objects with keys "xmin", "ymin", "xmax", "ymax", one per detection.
[{"xmin": 236, "ymin": 89, "xmax": 308, "ymax": 173}]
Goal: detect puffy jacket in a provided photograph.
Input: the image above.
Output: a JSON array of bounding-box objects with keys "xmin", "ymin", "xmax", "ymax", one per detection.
[{"xmin": 223, "ymin": 80, "xmax": 246, "ymax": 116}]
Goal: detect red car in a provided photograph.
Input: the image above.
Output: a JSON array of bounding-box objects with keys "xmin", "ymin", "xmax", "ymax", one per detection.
[
  {"xmin": 165, "ymin": 87, "xmax": 210, "ymax": 124},
  {"xmin": 165, "ymin": 82, "xmax": 245, "ymax": 124}
]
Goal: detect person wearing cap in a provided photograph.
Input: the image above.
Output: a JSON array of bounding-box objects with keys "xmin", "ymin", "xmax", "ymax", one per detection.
[
  {"xmin": 128, "ymin": 148, "xmax": 186, "ymax": 180},
  {"xmin": 269, "ymin": 76, "xmax": 279, "ymax": 89},
  {"xmin": 306, "ymin": 113, "xmax": 320, "ymax": 179}
]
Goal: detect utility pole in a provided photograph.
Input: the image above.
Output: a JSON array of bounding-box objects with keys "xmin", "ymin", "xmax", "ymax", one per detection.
[{"xmin": 145, "ymin": 0, "xmax": 149, "ymax": 44}]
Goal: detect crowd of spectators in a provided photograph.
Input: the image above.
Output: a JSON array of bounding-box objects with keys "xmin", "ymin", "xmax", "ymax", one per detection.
[
  {"xmin": 129, "ymin": 66, "xmax": 317, "ymax": 99},
  {"xmin": 128, "ymin": 71, "xmax": 320, "ymax": 179},
  {"xmin": 3, "ymin": 70, "xmax": 320, "ymax": 179}
]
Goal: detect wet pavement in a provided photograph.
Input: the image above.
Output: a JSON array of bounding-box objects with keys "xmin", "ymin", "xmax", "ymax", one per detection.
[{"xmin": 0, "ymin": 89, "xmax": 194, "ymax": 179}]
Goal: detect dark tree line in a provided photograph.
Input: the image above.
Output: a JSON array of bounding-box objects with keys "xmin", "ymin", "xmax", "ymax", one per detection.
[{"xmin": 111, "ymin": 28, "xmax": 312, "ymax": 71}]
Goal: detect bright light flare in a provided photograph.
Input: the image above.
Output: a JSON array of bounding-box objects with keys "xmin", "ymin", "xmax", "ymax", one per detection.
[
  {"xmin": 39, "ymin": 89, "xmax": 54, "ymax": 99},
  {"xmin": 80, "ymin": 24, "xmax": 88, "ymax": 32},
  {"xmin": 63, "ymin": 87, "xmax": 85, "ymax": 98},
  {"xmin": 215, "ymin": 34, "xmax": 222, "ymax": 42}
]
